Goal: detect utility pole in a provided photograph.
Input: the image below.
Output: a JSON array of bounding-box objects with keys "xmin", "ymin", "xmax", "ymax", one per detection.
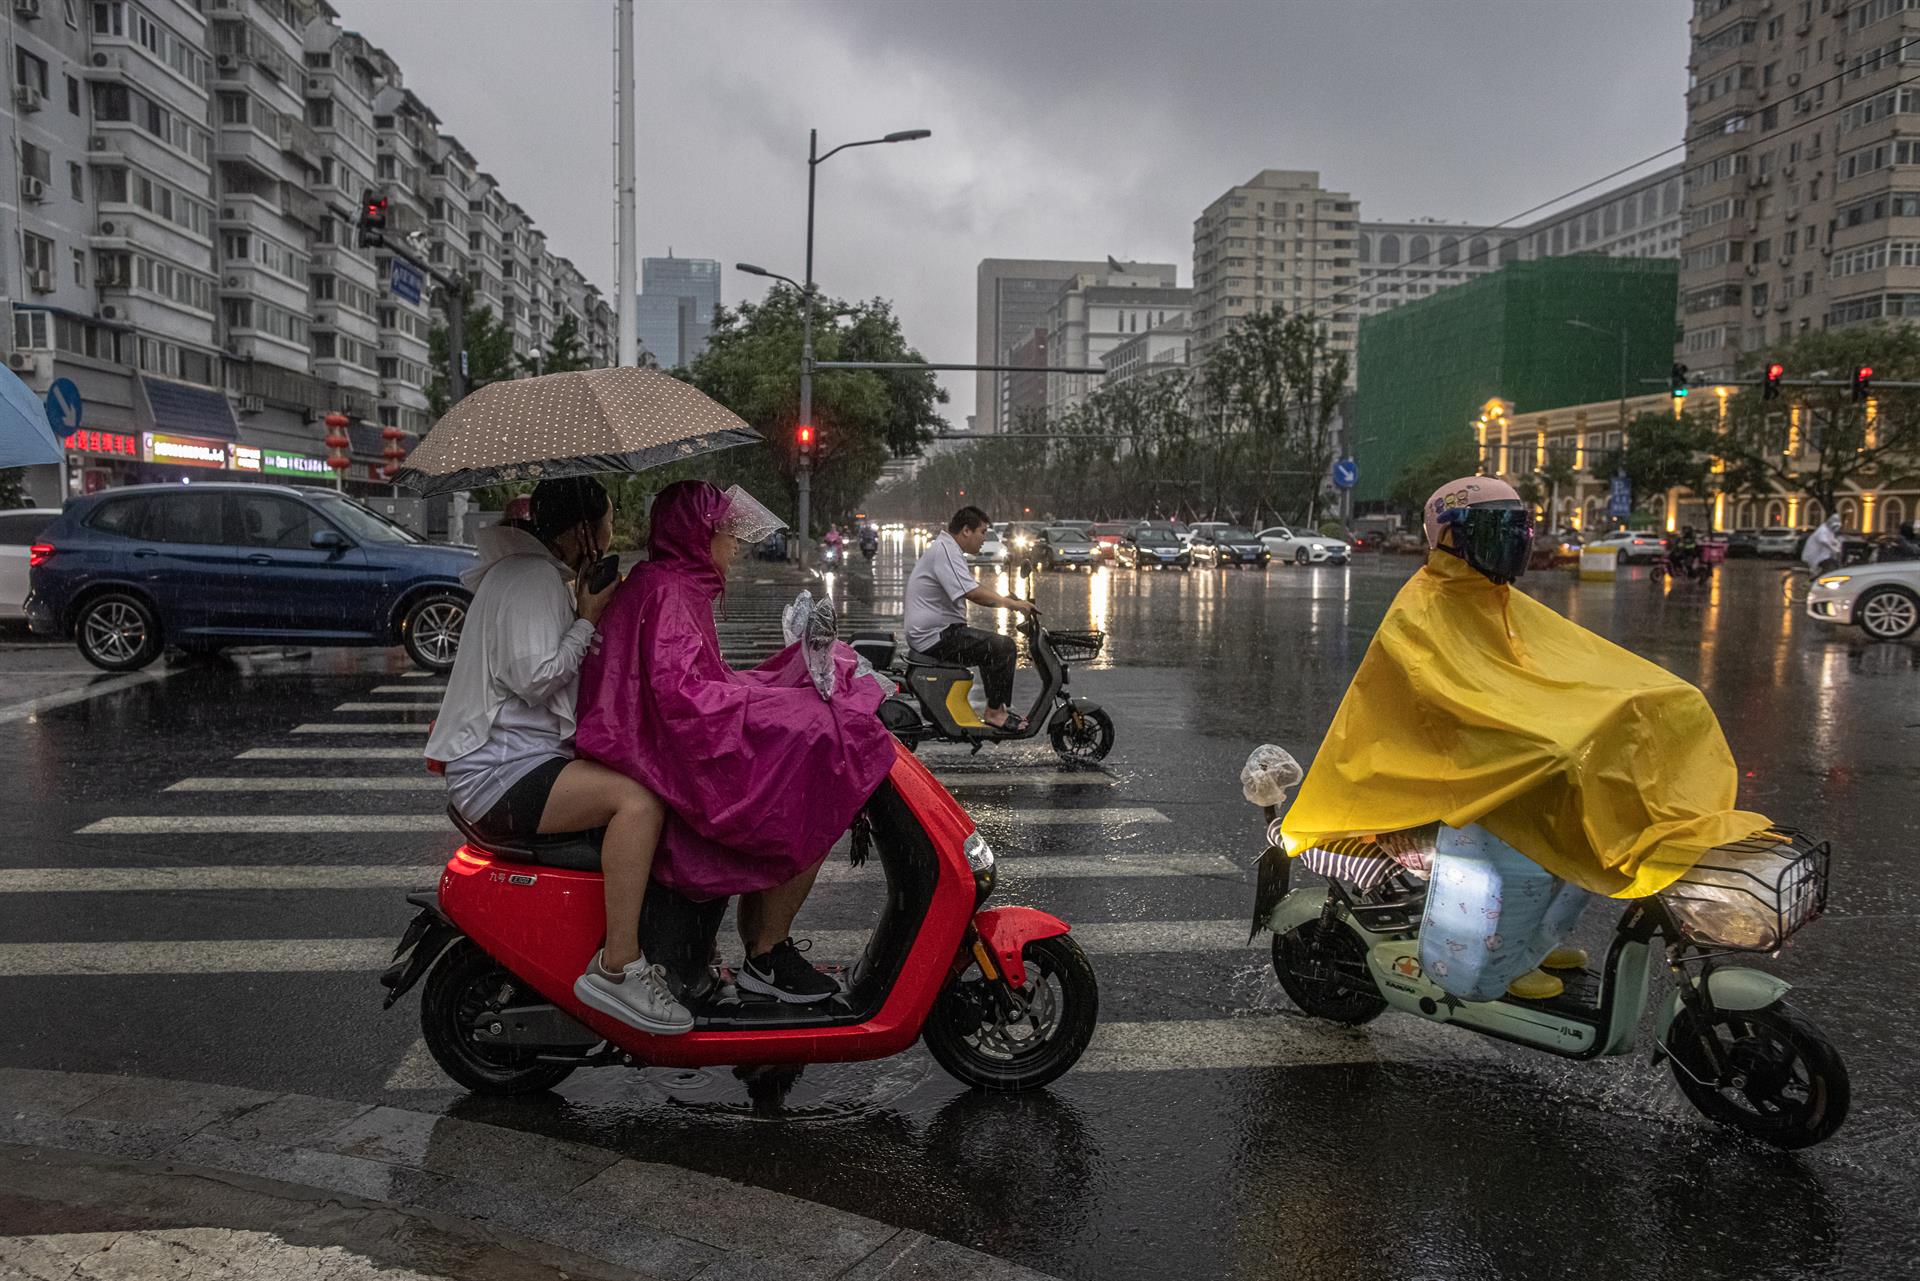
[
  {"xmin": 797, "ymin": 128, "xmax": 817, "ymax": 568},
  {"xmin": 614, "ymin": 0, "xmax": 637, "ymax": 367}
]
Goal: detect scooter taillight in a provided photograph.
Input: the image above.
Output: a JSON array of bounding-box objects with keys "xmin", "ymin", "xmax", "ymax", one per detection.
[{"xmin": 451, "ymin": 846, "xmax": 493, "ymax": 871}]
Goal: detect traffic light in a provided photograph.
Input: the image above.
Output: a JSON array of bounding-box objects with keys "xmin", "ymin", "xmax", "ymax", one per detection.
[
  {"xmin": 1763, "ymin": 362, "xmax": 1785, "ymax": 401},
  {"xmin": 1670, "ymin": 362, "xmax": 1690, "ymax": 400},
  {"xmin": 1852, "ymin": 364, "xmax": 1874, "ymax": 402},
  {"xmin": 356, "ymin": 191, "xmax": 388, "ymax": 249},
  {"xmin": 796, "ymin": 423, "xmax": 814, "ymax": 455}
]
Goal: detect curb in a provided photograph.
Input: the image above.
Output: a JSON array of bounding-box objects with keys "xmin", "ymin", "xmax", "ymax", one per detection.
[{"xmin": 0, "ymin": 1068, "xmax": 1059, "ymax": 1281}]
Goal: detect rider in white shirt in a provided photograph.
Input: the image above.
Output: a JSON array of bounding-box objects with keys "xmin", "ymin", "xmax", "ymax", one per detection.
[{"xmin": 903, "ymin": 506, "xmax": 1037, "ymax": 731}]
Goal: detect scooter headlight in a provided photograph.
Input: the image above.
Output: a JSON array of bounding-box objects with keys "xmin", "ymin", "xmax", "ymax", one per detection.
[{"xmin": 962, "ymin": 831, "xmax": 996, "ymax": 872}]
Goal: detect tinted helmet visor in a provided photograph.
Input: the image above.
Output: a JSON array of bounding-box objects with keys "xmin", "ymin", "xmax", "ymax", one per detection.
[{"xmin": 1453, "ymin": 507, "xmax": 1534, "ymax": 583}]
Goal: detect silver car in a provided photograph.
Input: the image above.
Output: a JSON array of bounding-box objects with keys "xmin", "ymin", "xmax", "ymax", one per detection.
[
  {"xmin": 0, "ymin": 508, "xmax": 60, "ymax": 621},
  {"xmin": 1807, "ymin": 560, "xmax": 1920, "ymax": 640}
]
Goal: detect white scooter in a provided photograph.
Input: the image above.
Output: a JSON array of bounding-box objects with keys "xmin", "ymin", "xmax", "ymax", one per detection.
[{"xmin": 1245, "ymin": 746, "xmax": 1850, "ymax": 1150}]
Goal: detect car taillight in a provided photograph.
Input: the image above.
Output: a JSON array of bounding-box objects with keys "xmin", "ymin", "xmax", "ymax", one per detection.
[{"xmin": 28, "ymin": 543, "xmax": 54, "ymax": 568}]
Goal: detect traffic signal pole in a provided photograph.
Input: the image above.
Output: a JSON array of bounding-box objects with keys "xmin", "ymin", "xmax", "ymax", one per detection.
[{"xmin": 350, "ymin": 193, "xmax": 464, "ymax": 403}]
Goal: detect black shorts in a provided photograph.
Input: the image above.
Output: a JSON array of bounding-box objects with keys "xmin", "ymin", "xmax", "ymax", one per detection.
[{"xmin": 473, "ymin": 756, "xmax": 570, "ymax": 841}]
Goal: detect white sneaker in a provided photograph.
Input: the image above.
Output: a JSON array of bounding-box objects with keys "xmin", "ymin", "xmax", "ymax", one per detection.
[{"xmin": 573, "ymin": 951, "xmax": 694, "ymax": 1035}]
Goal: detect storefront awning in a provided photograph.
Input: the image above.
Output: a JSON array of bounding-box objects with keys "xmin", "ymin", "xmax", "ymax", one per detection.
[{"xmin": 137, "ymin": 376, "xmax": 239, "ymax": 441}]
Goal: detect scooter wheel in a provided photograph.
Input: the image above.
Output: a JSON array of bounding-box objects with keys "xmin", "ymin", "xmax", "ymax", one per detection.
[
  {"xmin": 924, "ymin": 935, "xmax": 1098, "ymax": 1091},
  {"xmin": 1271, "ymin": 919, "xmax": 1386, "ymax": 1025},
  {"xmin": 1665, "ymin": 1000, "xmax": 1849, "ymax": 1149},
  {"xmin": 420, "ymin": 939, "xmax": 579, "ymax": 1096},
  {"xmin": 1049, "ymin": 707, "xmax": 1115, "ymax": 763}
]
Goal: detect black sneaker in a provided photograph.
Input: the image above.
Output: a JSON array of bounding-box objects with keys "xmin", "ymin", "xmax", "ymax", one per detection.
[{"xmin": 738, "ymin": 937, "xmax": 840, "ymax": 1004}]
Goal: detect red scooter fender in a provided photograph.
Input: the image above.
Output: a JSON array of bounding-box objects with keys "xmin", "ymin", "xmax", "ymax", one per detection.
[{"xmin": 973, "ymin": 906, "xmax": 1071, "ymax": 989}]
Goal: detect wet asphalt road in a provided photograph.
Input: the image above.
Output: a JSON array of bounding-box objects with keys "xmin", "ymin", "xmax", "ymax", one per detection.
[{"xmin": 2, "ymin": 545, "xmax": 1917, "ymax": 1280}]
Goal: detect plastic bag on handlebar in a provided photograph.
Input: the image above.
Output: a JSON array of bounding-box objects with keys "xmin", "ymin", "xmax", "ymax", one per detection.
[
  {"xmin": 803, "ymin": 594, "xmax": 838, "ymax": 701},
  {"xmin": 1241, "ymin": 744, "xmax": 1303, "ymax": 807}
]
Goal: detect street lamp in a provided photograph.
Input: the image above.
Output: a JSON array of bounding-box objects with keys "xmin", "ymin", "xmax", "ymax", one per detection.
[{"xmin": 783, "ymin": 125, "xmax": 930, "ymax": 570}]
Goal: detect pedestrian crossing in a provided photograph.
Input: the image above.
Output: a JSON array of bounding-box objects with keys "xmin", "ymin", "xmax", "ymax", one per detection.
[{"xmin": 2, "ymin": 660, "xmax": 1509, "ymax": 1094}]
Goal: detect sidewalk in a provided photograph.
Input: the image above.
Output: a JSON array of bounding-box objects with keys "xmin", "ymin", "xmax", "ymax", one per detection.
[{"xmin": 0, "ymin": 1069, "xmax": 1055, "ymax": 1281}]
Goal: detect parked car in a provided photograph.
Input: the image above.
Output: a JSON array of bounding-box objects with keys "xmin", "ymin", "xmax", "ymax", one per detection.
[
  {"xmin": 1190, "ymin": 525, "xmax": 1271, "ymax": 569},
  {"xmin": 0, "ymin": 507, "xmax": 61, "ymax": 622},
  {"xmin": 1584, "ymin": 529, "xmax": 1669, "ymax": 564},
  {"xmin": 1807, "ymin": 560, "xmax": 1920, "ymax": 640},
  {"xmin": 1053, "ymin": 519, "xmax": 1095, "ymax": 533},
  {"xmin": 1088, "ymin": 521, "xmax": 1132, "ymax": 560},
  {"xmin": 1529, "ymin": 528, "xmax": 1583, "ymax": 570},
  {"xmin": 1383, "ymin": 531, "xmax": 1427, "ymax": 554},
  {"xmin": 1185, "ymin": 521, "xmax": 1232, "ymax": 548},
  {"xmin": 1035, "ymin": 526, "xmax": 1097, "ymax": 571},
  {"xmin": 1754, "ymin": 527, "xmax": 1810, "ymax": 558},
  {"xmin": 26, "ymin": 483, "xmax": 478, "ymax": 673},
  {"xmin": 965, "ymin": 528, "xmax": 1006, "ymax": 566},
  {"xmin": 1116, "ymin": 527, "xmax": 1192, "ymax": 571},
  {"xmin": 1005, "ymin": 522, "xmax": 1047, "ymax": 569},
  {"xmin": 1128, "ymin": 519, "xmax": 1189, "ymax": 544},
  {"xmin": 1725, "ymin": 527, "xmax": 1761, "ymax": 558},
  {"xmin": 1255, "ymin": 525, "xmax": 1349, "ymax": 566}
]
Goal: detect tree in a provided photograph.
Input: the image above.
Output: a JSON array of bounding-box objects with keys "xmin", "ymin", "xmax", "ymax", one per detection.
[
  {"xmin": 525, "ymin": 313, "xmax": 590, "ymax": 376},
  {"xmin": 426, "ymin": 300, "xmax": 520, "ymax": 417},
  {"xmin": 1594, "ymin": 409, "xmax": 1718, "ymax": 519},
  {"xmin": 1386, "ymin": 431, "xmax": 1479, "ymax": 525},
  {"xmin": 1713, "ymin": 324, "xmax": 1920, "ymax": 518},
  {"xmin": 1200, "ymin": 310, "xmax": 1350, "ymax": 524},
  {"xmin": 0, "ymin": 469, "xmax": 25, "ymax": 509}
]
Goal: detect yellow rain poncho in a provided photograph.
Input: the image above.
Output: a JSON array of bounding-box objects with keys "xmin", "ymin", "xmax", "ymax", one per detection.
[{"xmin": 1281, "ymin": 552, "xmax": 1769, "ymax": 898}]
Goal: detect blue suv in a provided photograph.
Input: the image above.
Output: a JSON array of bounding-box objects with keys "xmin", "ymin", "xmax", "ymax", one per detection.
[{"xmin": 27, "ymin": 483, "xmax": 478, "ymax": 672}]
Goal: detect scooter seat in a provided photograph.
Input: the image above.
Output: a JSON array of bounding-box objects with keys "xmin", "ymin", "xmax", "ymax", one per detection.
[
  {"xmin": 904, "ymin": 649, "xmax": 944, "ymax": 667},
  {"xmin": 446, "ymin": 805, "xmax": 603, "ymax": 872}
]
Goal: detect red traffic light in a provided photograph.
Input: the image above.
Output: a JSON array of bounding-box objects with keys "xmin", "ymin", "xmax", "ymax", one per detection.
[
  {"xmin": 1859, "ymin": 366, "xmax": 1873, "ymax": 378},
  {"xmin": 796, "ymin": 424, "xmax": 814, "ymax": 448},
  {"xmin": 1767, "ymin": 363, "xmax": 1785, "ymax": 379}
]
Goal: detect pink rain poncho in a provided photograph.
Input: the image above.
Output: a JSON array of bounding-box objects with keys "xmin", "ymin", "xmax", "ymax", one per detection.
[{"xmin": 575, "ymin": 480, "xmax": 894, "ymax": 900}]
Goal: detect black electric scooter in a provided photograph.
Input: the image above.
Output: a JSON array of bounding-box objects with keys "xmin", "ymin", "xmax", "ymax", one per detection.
[{"xmin": 852, "ymin": 617, "xmax": 1113, "ymax": 762}]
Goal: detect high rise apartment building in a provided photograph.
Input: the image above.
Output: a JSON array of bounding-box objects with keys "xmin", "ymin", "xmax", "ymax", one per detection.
[
  {"xmin": 1676, "ymin": 0, "xmax": 1920, "ymax": 381},
  {"xmin": 1191, "ymin": 170, "xmax": 1359, "ymax": 372},
  {"xmin": 3, "ymin": 0, "xmax": 616, "ymax": 506},
  {"xmin": 1039, "ymin": 263, "xmax": 1185, "ymax": 411},
  {"xmin": 974, "ymin": 257, "xmax": 1112, "ymax": 433}
]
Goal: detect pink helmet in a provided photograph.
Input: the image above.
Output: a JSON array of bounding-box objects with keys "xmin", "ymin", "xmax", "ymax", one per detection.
[{"xmin": 1424, "ymin": 475, "xmax": 1521, "ymax": 548}]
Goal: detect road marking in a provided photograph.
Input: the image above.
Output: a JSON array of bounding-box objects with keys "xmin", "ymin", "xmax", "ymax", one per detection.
[
  {"xmin": 78, "ymin": 806, "xmax": 1169, "ymax": 834},
  {"xmin": 371, "ymin": 685, "xmax": 444, "ymax": 694},
  {"xmin": 399, "ymin": 671, "xmax": 437, "ymax": 678},
  {"xmin": 238, "ymin": 747, "xmax": 424, "ymax": 760},
  {"xmin": 936, "ymin": 772, "xmax": 1116, "ymax": 790},
  {"xmin": 0, "ymin": 919, "xmax": 1250, "ymax": 976},
  {"xmin": 0, "ymin": 669, "xmax": 177, "ymax": 727},
  {"xmin": 385, "ymin": 1037, "xmax": 445, "ymax": 1090},
  {"xmin": 168, "ymin": 777, "xmax": 441, "ymax": 793},
  {"xmin": 1079, "ymin": 1016, "xmax": 1500, "ymax": 1073},
  {"xmin": 332, "ymin": 703, "xmax": 438, "ymax": 713},
  {"xmin": 0, "ymin": 853, "xmax": 1239, "ymax": 895},
  {"xmin": 166, "ymin": 770, "xmax": 1114, "ymax": 792},
  {"xmin": 291, "ymin": 723, "xmax": 431, "ymax": 734}
]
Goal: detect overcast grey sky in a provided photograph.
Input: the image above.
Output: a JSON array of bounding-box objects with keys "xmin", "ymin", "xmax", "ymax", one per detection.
[{"xmin": 328, "ymin": 0, "xmax": 1690, "ymax": 424}]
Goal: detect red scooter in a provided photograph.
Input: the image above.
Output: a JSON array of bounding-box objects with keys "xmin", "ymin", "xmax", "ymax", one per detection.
[{"xmin": 381, "ymin": 741, "xmax": 1099, "ymax": 1094}]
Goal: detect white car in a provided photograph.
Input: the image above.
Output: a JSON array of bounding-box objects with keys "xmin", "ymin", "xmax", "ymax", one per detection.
[
  {"xmin": 1756, "ymin": 527, "xmax": 1809, "ymax": 558},
  {"xmin": 0, "ymin": 507, "xmax": 61, "ymax": 621},
  {"xmin": 1807, "ymin": 560, "xmax": 1920, "ymax": 640},
  {"xmin": 966, "ymin": 530, "xmax": 1006, "ymax": 566},
  {"xmin": 1584, "ymin": 529, "xmax": 1669, "ymax": 564},
  {"xmin": 1257, "ymin": 525, "xmax": 1350, "ymax": 566}
]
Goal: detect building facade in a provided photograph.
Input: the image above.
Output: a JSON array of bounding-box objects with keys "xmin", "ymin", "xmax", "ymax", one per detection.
[
  {"xmin": 1191, "ymin": 169, "xmax": 1359, "ymax": 372},
  {"xmin": 974, "ymin": 257, "xmax": 1113, "ymax": 433},
  {"xmin": 1677, "ymin": 0, "xmax": 1920, "ymax": 382},
  {"xmin": 1001, "ymin": 325, "xmax": 1048, "ymax": 428},
  {"xmin": 3, "ymin": 0, "xmax": 616, "ymax": 508},
  {"xmin": 632, "ymin": 254, "xmax": 719, "ymax": 369},
  {"xmin": 1039, "ymin": 263, "xmax": 1183, "ymax": 411}
]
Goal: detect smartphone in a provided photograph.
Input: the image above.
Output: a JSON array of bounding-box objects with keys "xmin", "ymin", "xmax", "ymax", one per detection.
[{"xmin": 584, "ymin": 554, "xmax": 620, "ymax": 594}]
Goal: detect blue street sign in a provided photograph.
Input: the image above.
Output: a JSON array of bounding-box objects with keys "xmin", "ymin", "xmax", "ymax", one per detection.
[
  {"xmin": 389, "ymin": 258, "xmax": 424, "ymax": 305},
  {"xmin": 1331, "ymin": 458, "xmax": 1359, "ymax": 490},
  {"xmin": 1608, "ymin": 473, "xmax": 1632, "ymax": 519},
  {"xmin": 43, "ymin": 378, "xmax": 82, "ymax": 433}
]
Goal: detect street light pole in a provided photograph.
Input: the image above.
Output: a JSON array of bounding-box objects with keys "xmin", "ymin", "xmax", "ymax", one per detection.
[{"xmin": 798, "ymin": 128, "xmax": 817, "ymax": 571}]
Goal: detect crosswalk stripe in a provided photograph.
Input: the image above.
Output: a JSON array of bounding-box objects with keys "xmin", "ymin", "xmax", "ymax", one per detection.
[
  {"xmin": 0, "ymin": 853, "xmax": 1239, "ymax": 895},
  {"xmin": 239, "ymin": 747, "xmax": 423, "ymax": 760},
  {"xmin": 77, "ymin": 806, "xmax": 1167, "ymax": 834},
  {"xmin": 168, "ymin": 777, "xmax": 440, "ymax": 792},
  {"xmin": 333, "ymin": 703, "xmax": 437, "ymax": 713},
  {"xmin": 1078, "ymin": 1017, "xmax": 1499, "ymax": 1073},
  {"xmin": 399, "ymin": 671, "xmax": 436, "ymax": 678},
  {"xmin": 371, "ymin": 685, "xmax": 444, "ymax": 695},
  {"xmin": 937, "ymin": 772, "xmax": 1116, "ymax": 790},
  {"xmin": 167, "ymin": 771, "xmax": 1115, "ymax": 793},
  {"xmin": 292, "ymin": 723, "xmax": 430, "ymax": 734},
  {"xmin": 0, "ymin": 919, "xmax": 1247, "ymax": 977}
]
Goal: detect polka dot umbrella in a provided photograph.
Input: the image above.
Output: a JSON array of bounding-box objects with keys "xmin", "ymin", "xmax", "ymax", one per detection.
[{"xmin": 393, "ymin": 366, "xmax": 761, "ymax": 496}]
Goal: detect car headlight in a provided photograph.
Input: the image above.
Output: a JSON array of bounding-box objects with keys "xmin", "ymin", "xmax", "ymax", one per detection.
[
  {"xmin": 1815, "ymin": 574, "xmax": 1851, "ymax": 587},
  {"xmin": 962, "ymin": 830, "xmax": 995, "ymax": 872}
]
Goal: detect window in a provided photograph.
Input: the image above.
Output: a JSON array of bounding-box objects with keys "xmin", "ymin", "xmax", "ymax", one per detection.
[
  {"xmin": 88, "ymin": 496, "xmax": 153, "ymax": 537},
  {"xmin": 70, "ymin": 248, "xmax": 85, "ymax": 286},
  {"xmin": 15, "ymin": 48, "xmax": 48, "ymax": 96},
  {"xmin": 66, "ymin": 74, "xmax": 80, "ymax": 114},
  {"xmin": 22, "ymin": 233, "xmax": 53, "ymax": 277},
  {"xmin": 151, "ymin": 493, "xmax": 225, "ymax": 546},
  {"xmin": 230, "ymin": 494, "xmax": 316, "ymax": 551}
]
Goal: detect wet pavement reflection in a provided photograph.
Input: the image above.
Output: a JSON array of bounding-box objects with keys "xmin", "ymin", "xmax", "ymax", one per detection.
[{"xmin": 2, "ymin": 549, "xmax": 1916, "ymax": 1279}]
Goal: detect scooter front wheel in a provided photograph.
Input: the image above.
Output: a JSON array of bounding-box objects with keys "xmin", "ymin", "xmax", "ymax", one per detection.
[
  {"xmin": 1665, "ymin": 1000, "xmax": 1849, "ymax": 1149},
  {"xmin": 421, "ymin": 939, "xmax": 579, "ymax": 1096},
  {"xmin": 924, "ymin": 935, "xmax": 1098, "ymax": 1091},
  {"xmin": 1050, "ymin": 707, "xmax": 1115, "ymax": 763},
  {"xmin": 1271, "ymin": 919, "xmax": 1387, "ymax": 1025}
]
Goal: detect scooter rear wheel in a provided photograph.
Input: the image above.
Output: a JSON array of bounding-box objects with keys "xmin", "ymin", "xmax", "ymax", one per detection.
[
  {"xmin": 1271, "ymin": 919, "xmax": 1387, "ymax": 1025},
  {"xmin": 1665, "ymin": 1000, "xmax": 1849, "ymax": 1149},
  {"xmin": 924, "ymin": 935, "xmax": 1098, "ymax": 1091},
  {"xmin": 421, "ymin": 940, "xmax": 579, "ymax": 1096},
  {"xmin": 1049, "ymin": 708, "xmax": 1115, "ymax": 763}
]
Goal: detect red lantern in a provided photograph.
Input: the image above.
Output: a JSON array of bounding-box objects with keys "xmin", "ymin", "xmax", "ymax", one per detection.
[
  {"xmin": 326, "ymin": 456, "xmax": 352, "ymax": 472},
  {"xmin": 323, "ymin": 411, "xmax": 353, "ymax": 475}
]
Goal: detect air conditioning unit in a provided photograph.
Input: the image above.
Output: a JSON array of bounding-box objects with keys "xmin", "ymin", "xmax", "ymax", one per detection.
[
  {"xmin": 6, "ymin": 350, "xmax": 36, "ymax": 374},
  {"xmin": 1788, "ymin": 72, "xmax": 1802, "ymax": 86},
  {"xmin": 1746, "ymin": 263, "xmax": 1759, "ymax": 275},
  {"xmin": 1753, "ymin": 305, "xmax": 1767, "ymax": 317},
  {"xmin": 28, "ymin": 269, "xmax": 53, "ymax": 294},
  {"xmin": 1775, "ymin": 299, "xmax": 1790, "ymax": 311},
  {"xmin": 14, "ymin": 0, "xmax": 42, "ymax": 18},
  {"xmin": 238, "ymin": 394, "xmax": 264, "ymax": 414},
  {"xmin": 223, "ymin": 275, "xmax": 241, "ymax": 288},
  {"xmin": 1746, "ymin": 220, "xmax": 1760, "ymax": 233},
  {"xmin": 98, "ymin": 304, "xmax": 118, "ymax": 320},
  {"xmin": 13, "ymin": 85, "xmax": 43, "ymax": 112},
  {"xmin": 97, "ymin": 219, "xmax": 115, "ymax": 235},
  {"xmin": 215, "ymin": 53, "xmax": 237, "ymax": 71},
  {"xmin": 1780, "ymin": 256, "xmax": 1794, "ymax": 268},
  {"xmin": 89, "ymin": 51, "xmax": 124, "ymax": 71},
  {"xmin": 1784, "ymin": 164, "xmax": 1796, "ymax": 178},
  {"xmin": 87, "ymin": 134, "xmax": 108, "ymax": 151},
  {"xmin": 21, "ymin": 176, "xmax": 46, "ymax": 203},
  {"xmin": 1821, "ymin": 245, "xmax": 1833, "ymax": 256},
  {"xmin": 1786, "ymin": 208, "xmax": 1800, "ymax": 222}
]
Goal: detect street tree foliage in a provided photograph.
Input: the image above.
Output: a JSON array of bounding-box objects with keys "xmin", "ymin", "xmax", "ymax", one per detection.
[
  {"xmin": 1385, "ymin": 432, "xmax": 1481, "ymax": 525},
  {"xmin": 426, "ymin": 301, "xmax": 520, "ymax": 418},
  {"xmin": 873, "ymin": 310, "xmax": 1350, "ymax": 526},
  {"xmin": 1595, "ymin": 410, "xmax": 1718, "ymax": 514},
  {"xmin": 1713, "ymin": 324, "xmax": 1920, "ymax": 516},
  {"xmin": 526, "ymin": 313, "xmax": 591, "ymax": 376},
  {"xmin": 0, "ymin": 469, "xmax": 26, "ymax": 508}
]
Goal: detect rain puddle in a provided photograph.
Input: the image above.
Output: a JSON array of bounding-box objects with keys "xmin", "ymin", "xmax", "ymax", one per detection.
[{"xmin": 566, "ymin": 1054, "xmax": 933, "ymax": 1122}]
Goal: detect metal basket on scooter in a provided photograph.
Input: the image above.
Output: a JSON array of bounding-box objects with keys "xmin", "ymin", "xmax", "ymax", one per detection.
[
  {"xmin": 1656, "ymin": 828, "xmax": 1830, "ymax": 952},
  {"xmin": 1049, "ymin": 628, "xmax": 1105, "ymax": 664}
]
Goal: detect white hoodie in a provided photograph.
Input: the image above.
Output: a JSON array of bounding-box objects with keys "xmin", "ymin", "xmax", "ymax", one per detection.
[
  {"xmin": 1802, "ymin": 520, "xmax": 1844, "ymax": 573},
  {"xmin": 424, "ymin": 525, "xmax": 595, "ymax": 821}
]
